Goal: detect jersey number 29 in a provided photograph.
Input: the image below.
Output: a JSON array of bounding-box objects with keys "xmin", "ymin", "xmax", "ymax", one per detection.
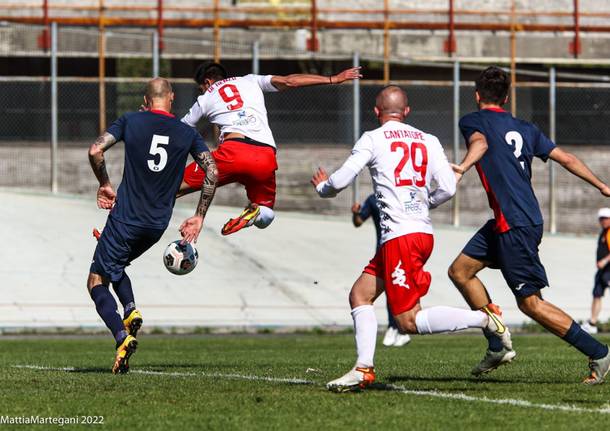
[
  {"xmin": 148, "ymin": 134, "xmax": 169, "ymax": 172},
  {"xmin": 391, "ymin": 141, "xmax": 428, "ymax": 187}
]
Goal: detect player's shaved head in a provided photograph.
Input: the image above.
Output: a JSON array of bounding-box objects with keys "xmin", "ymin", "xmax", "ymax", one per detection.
[
  {"xmin": 146, "ymin": 77, "xmax": 173, "ymax": 101},
  {"xmin": 375, "ymin": 85, "xmax": 409, "ymax": 123}
]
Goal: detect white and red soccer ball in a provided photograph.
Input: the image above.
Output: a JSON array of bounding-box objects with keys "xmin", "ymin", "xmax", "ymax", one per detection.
[{"xmin": 163, "ymin": 240, "xmax": 198, "ymax": 275}]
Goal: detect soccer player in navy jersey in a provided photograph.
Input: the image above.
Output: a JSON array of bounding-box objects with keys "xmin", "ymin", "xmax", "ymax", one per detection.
[
  {"xmin": 87, "ymin": 78, "xmax": 218, "ymax": 374},
  {"xmin": 448, "ymin": 66, "xmax": 610, "ymax": 384}
]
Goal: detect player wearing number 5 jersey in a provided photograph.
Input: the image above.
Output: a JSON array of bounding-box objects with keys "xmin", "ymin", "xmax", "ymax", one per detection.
[
  {"xmin": 312, "ymin": 86, "xmax": 512, "ymax": 393},
  {"xmin": 87, "ymin": 78, "xmax": 218, "ymax": 374},
  {"xmin": 448, "ymin": 66, "xmax": 610, "ymax": 383},
  {"xmin": 179, "ymin": 62, "xmax": 362, "ymax": 235}
]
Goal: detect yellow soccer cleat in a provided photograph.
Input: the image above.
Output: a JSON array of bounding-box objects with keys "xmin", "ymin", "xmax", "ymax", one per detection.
[
  {"xmin": 123, "ymin": 309, "xmax": 143, "ymax": 337},
  {"xmin": 112, "ymin": 335, "xmax": 138, "ymax": 374},
  {"xmin": 221, "ymin": 203, "xmax": 260, "ymax": 236}
]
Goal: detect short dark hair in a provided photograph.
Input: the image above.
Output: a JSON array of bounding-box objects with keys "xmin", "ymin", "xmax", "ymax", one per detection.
[
  {"xmin": 194, "ymin": 62, "xmax": 228, "ymax": 85},
  {"xmin": 475, "ymin": 66, "xmax": 510, "ymax": 105}
]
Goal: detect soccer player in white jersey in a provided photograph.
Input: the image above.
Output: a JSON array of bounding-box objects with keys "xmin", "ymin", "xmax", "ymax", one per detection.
[
  {"xmin": 311, "ymin": 86, "xmax": 513, "ymax": 392},
  {"xmin": 179, "ymin": 62, "xmax": 362, "ymax": 235}
]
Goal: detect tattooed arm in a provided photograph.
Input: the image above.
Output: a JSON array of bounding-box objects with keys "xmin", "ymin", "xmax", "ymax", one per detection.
[
  {"xmin": 179, "ymin": 151, "xmax": 218, "ymax": 243},
  {"xmin": 88, "ymin": 132, "xmax": 118, "ymax": 209}
]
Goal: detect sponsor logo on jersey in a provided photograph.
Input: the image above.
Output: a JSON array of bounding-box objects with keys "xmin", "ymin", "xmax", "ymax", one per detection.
[{"xmin": 391, "ymin": 260, "xmax": 410, "ymax": 289}]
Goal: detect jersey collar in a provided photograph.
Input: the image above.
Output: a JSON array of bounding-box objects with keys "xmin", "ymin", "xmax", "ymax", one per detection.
[
  {"xmin": 482, "ymin": 107, "xmax": 507, "ymax": 113},
  {"xmin": 150, "ymin": 109, "xmax": 175, "ymax": 118}
]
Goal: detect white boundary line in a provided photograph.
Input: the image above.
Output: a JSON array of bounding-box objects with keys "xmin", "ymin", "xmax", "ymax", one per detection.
[{"xmin": 12, "ymin": 365, "xmax": 610, "ymax": 414}]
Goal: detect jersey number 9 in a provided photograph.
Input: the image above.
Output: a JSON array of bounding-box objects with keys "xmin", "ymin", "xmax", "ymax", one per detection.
[
  {"xmin": 219, "ymin": 84, "xmax": 244, "ymax": 111},
  {"xmin": 391, "ymin": 141, "xmax": 428, "ymax": 187}
]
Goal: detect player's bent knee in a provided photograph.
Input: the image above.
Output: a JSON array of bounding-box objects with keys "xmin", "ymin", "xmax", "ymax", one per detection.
[
  {"xmin": 394, "ymin": 315, "xmax": 417, "ymax": 334},
  {"xmin": 253, "ymin": 206, "xmax": 274, "ymax": 229},
  {"xmin": 517, "ymin": 294, "xmax": 543, "ymax": 317},
  {"xmin": 87, "ymin": 273, "xmax": 107, "ymax": 293}
]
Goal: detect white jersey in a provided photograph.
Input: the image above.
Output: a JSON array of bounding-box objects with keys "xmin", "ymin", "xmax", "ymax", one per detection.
[
  {"xmin": 317, "ymin": 120, "xmax": 456, "ymax": 245},
  {"xmin": 181, "ymin": 74, "xmax": 278, "ymax": 148}
]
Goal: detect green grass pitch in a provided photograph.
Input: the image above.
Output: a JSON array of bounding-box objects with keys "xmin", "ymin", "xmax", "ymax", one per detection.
[{"xmin": 1, "ymin": 333, "xmax": 610, "ymax": 430}]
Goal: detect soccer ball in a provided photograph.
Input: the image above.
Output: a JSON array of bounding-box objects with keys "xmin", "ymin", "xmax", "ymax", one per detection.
[{"xmin": 163, "ymin": 240, "xmax": 198, "ymax": 275}]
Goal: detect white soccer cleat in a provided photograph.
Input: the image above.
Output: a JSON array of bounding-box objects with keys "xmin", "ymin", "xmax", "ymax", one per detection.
[
  {"xmin": 382, "ymin": 327, "xmax": 398, "ymax": 346},
  {"xmin": 393, "ymin": 333, "xmax": 411, "ymax": 347},
  {"xmin": 581, "ymin": 321, "xmax": 599, "ymax": 335},
  {"xmin": 471, "ymin": 348, "xmax": 517, "ymax": 376},
  {"xmin": 326, "ymin": 366, "xmax": 376, "ymax": 393},
  {"xmin": 482, "ymin": 303, "xmax": 512, "ymax": 351}
]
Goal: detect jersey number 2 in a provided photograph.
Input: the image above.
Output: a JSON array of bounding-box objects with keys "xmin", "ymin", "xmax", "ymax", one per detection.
[
  {"xmin": 219, "ymin": 84, "xmax": 244, "ymax": 111},
  {"xmin": 391, "ymin": 141, "xmax": 428, "ymax": 187},
  {"xmin": 148, "ymin": 134, "xmax": 169, "ymax": 172}
]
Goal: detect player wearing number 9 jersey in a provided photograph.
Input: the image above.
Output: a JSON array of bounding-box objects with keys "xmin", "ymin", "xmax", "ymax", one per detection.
[
  {"xmin": 179, "ymin": 62, "xmax": 362, "ymax": 236},
  {"xmin": 449, "ymin": 66, "xmax": 610, "ymax": 383},
  {"xmin": 313, "ymin": 86, "xmax": 512, "ymax": 393},
  {"xmin": 87, "ymin": 78, "xmax": 218, "ymax": 374}
]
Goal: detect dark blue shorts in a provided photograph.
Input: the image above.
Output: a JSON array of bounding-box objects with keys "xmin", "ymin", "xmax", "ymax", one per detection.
[
  {"xmin": 462, "ymin": 220, "xmax": 549, "ymax": 298},
  {"xmin": 90, "ymin": 216, "xmax": 164, "ymax": 283},
  {"xmin": 593, "ymin": 270, "xmax": 610, "ymax": 298}
]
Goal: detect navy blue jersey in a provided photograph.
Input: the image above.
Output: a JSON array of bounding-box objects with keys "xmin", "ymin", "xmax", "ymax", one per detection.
[
  {"xmin": 459, "ymin": 108, "xmax": 556, "ymax": 232},
  {"xmin": 359, "ymin": 194, "xmax": 382, "ymax": 249},
  {"xmin": 107, "ymin": 110, "xmax": 208, "ymax": 229}
]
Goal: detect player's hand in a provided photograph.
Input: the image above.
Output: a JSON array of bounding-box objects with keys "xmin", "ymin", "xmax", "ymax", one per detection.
[
  {"xmin": 450, "ymin": 163, "xmax": 464, "ymax": 183},
  {"xmin": 97, "ymin": 184, "xmax": 116, "ymax": 209},
  {"xmin": 332, "ymin": 67, "xmax": 363, "ymax": 84},
  {"xmin": 180, "ymin": 215, "xmax": 204, "ymax": 244},
  {"xmin": 311, "ymin": 167, "xmax": 329, "ymax": 188},
  {"xmin": 351, "ymin": 203, "xmax": 361, "ymax": 214},
  {"xmin": 600, "ymin": 184, "xmax": 610, "ymax": 197}
]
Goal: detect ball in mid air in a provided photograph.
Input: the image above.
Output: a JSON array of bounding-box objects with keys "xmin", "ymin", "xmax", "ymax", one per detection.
[{"xmin": 163, "ymin": 240, "xmax": 198, "ymax": 275}]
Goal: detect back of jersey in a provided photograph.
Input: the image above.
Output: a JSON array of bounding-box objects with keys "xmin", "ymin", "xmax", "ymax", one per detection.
[
  {"xmin": 193, "ymin": 75, "xmax": 278, "ymax": 148},
  {"xmin": 107, "ymin": 110, "xmax": 208, "ymax": 229},
  {"xmin": 352, "ymin": 120, "xmax": 452, "ymax": 243},
  {"xmin": 459, "ymin": 108, "xmax": 555, "ymax": 232}
]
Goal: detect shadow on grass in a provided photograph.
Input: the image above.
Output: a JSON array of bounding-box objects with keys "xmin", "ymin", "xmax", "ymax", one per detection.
[{"xmin": 383, "ymin": 374, "xmax": 569, "ymax": 385}]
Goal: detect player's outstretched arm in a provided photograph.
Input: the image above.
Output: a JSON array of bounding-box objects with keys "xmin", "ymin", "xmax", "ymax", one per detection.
[
  {"xmin": 549, "ymin": 147, "xmax": 610, "ymax": 197},
  {"xmin": 179, "ymin": 151, "xmax": 218, "ymax": 243},
  {"xmin": 88, "ymin": 132, "xmax": 118, "ymax": 209},
  {"xmin": 271, "ymin": 67, "xmax": 362, "ymax": 91},
  {"xmin": 452, "ymin": 131, "xmax": 489, "ymax": 182}
]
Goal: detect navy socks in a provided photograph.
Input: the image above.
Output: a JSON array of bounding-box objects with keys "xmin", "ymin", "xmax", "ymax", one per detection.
[
  {"xmin": 112, "ymin": 273, "xmax": 136, "ymax": 318},
  {"xmin": 563, "ymin": 321, "xmax": 608, "ymax": 360},
  {"xmin": 90, "ymin": 284, "xmax": 128, "ymax": 344}
]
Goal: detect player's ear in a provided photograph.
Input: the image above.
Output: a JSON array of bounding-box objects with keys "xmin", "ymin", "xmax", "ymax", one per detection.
[
  {"xmin": 374, "ymin": 106, "xmax": 380, "ymax": 118},
  {"xmin": 475, "ymin": 91, "xmax": 481, "ymax": 104},
  {"xmin": 502, "ymin": 95, "xmax": 509, "ymax": 106},
  {"xmin": 404, "ymin": 106, "xmax": 410, "ymax": 117},
  {"xmin": 143, "ymin": 95, "xmax": 150, "ymax": 107}
]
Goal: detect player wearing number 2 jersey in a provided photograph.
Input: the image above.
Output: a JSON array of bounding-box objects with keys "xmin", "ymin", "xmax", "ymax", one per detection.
[
  {"xmin": 312, "ymin": 86, "xmax": 511, "ymax": 393},
  {"xmin": 87, "ymin": 78, "xmax": 218, "ymax": 373},
  {"xmin": 179, "ymin": 62, "xmax": 362, "ymax": 235},
  {"xmin": 448, "ymin": 66, "xmax": 610, "ymax": 383}
]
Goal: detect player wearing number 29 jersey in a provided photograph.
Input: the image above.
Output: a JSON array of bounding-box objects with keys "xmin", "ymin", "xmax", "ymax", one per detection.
[{"xmin": 178, "ymin": 62, "xmax": 362, "ymax": 236}]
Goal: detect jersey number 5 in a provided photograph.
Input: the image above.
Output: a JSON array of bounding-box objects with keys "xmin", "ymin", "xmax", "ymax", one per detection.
[
  {"xmin": 148, "ymin": 134, "xmax": 169, "ymax": 172},
  {"xmin": 391, "ymin": 141, "xmax": 428, "ymax": 187},
  {"xmin": 219, "ymin": 84, "xmax": 244, "ymax": 111}
]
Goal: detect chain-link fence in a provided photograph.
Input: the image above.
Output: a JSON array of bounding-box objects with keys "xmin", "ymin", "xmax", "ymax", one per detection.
[{"xmin": 1, "ymin": 23, "xmax": 609, "ymax": 235}]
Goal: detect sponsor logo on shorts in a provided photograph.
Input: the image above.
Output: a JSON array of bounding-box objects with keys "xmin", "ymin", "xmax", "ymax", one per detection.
[
  {"xmin": 391, "ymin": 260, "xmax": 410, "ymax": 289},
  {"xmin": 515, "ymin": 283, "xmax": 526, "ymax": 291}
]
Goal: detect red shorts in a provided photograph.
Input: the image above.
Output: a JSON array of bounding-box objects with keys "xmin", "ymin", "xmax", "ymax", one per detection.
[
  {"xmin": 363, "ymin": 233, "xmax": 434, "ymax": 316},
  {"xmin": 183, "ymin": 139, "xmax": 278, "ymax": 208}
]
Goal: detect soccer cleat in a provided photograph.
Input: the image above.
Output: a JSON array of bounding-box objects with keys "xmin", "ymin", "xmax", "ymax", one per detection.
[
  {"xmin": 583, "ymin": 348, "xmax": 610, "ymax": 385},
  {"xmin": 123, "ymin": 309, "xmax": 143, "ymax": 337},
  {"xmin": 471, "ymin": 348, "xmax": 517, "ymax": 376},
  {"xmin": 327, "ymin": 366, "xmax": 376, "ymax": 393},
  {"xmin": 581, "ymin": 321, "xmax": 598, "ymax": 335},
  {"xmin": 112, "ymin": 335, "xmax": 138, "ymax": 374},
  {"xmin": 382, "ymin": 327, "xmax": 398, "ymax": 346},
  {"xmin": 482, "ymin": 303, "xmax": 512, "ymax": 351},
  {"xmin": 221, "ymin": 203, "xmax": 260, "ymax": 236},
  {"xmin": 393, "ymin": 333, "xmax": 412, "ymax": 347}
]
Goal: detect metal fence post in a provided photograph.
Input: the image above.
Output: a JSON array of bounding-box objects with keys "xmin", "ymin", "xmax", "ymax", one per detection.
[
  {"xmin": 352, "ymin": 51, "xmax": 360, "ymax": 204},
  {"xmin": 252, "ymin": 41, "xmax": 259, "ymax": 75},
  {"xmin": 452, "ymin": 59, "xmax": 460, "ymax": 226},
  {"xmin": 152, "ymin": 29, "xmax": 160, "ymax": 77},
  {"xmin": 549, "ymin": 66, "xmax": 557, "ymax": 233},
  {"xmin": 50, "ymin": 21, "xmax": 58, "ymax": 194}
]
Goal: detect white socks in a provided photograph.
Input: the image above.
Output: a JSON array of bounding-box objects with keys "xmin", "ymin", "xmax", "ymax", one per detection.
[
  {"xmin": 253, "ymin": 205, "xmax": 275, "ymax": 229},
  {"xmin": 352, "ymin": 304, "xmax": 378, "ymax": 368},
  {"xmin": 415, "ymin": 306, "xmax": 487, "ymax": 335}
]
